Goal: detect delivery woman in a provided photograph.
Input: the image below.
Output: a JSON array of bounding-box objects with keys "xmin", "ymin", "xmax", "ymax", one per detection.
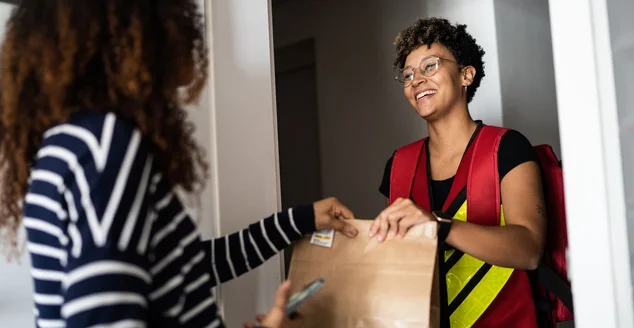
[{"xmin": 370, "ymin": 17, "xmax": 547, "ymax": 328}]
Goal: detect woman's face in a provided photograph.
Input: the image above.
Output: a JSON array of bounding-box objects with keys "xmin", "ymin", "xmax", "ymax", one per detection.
[{"xmin": 401, "ymin": 43, "xmax": 472, "ymax": 120}]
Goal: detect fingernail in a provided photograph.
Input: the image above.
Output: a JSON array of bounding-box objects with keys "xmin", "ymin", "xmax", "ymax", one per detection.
[
  {"xmin": 346, "ymin": 227, "xmax": 358, "ymax": 237},
  {"xmin": 389, "ymin": 232, "xmax": 396, "ymax": 238},
  {"xmin": 378, "ymin": 236, "xmax": 383, "ymax": 242}
]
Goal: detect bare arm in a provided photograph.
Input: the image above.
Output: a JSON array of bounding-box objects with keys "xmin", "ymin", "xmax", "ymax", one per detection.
[
  {"xmin": 371, "ymin": 161, "xmax": 547, "ymax": 270},
  {"xmin": 445, "ymin": 161, "xmax": 547, "ymax": 269}
]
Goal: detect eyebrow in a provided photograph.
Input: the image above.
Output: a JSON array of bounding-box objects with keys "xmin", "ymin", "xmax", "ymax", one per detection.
[{"xmin": 403, "ymin": 54, "xmax": 444, "ymax": 69}]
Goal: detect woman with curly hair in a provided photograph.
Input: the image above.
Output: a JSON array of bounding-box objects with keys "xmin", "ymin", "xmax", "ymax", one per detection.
[
  {"xmin": 0, "ymin": 1, "xmax": 358, "ymax": 327},
  {"xmin": 369, "ymin": 18, "xmax": 546, "ymax": 327}
]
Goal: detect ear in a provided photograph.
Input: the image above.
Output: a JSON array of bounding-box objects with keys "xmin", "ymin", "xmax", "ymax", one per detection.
[{"xmin": 461, "ymin": 66, "xmax": 476, "ymax": 87}]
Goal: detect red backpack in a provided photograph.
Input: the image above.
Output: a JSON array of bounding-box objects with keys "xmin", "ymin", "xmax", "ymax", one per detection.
[{"xmin": 467, "ymin": 125, "xmax": 574, "ymax": 327}]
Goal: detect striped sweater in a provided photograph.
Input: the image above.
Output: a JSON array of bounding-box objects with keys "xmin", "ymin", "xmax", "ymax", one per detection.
[{"xmin": 24, "ymin": 112, "xmax": 316, "ymax": 328}]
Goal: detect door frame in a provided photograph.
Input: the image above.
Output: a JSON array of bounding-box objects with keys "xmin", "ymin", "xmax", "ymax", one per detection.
[
  {"xmin": 203, "ymin": 0, "xmax": 284, "ymax": 325},
  {"xmin": 548, "ymin": 0, "xmax": 634, "ymax": 326}
]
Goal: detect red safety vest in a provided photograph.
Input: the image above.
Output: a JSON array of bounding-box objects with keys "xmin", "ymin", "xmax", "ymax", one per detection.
[{"xmin": 389, "ymin": 124, "xmax": 538, "ymax": 328}]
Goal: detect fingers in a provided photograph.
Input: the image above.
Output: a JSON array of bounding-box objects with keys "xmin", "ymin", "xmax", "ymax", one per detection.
[
  {"xmin": 314, "ymin": 197, "xmax": 358, "ymax": 237},
  {"xmin": 422, "ymin": 221, "xmax": 438, "ymax": 239},
  {"xmin": 328, "ymin": 217, "xmax": 358, "ymax": 237},
  {"xmin": 273, "ymin": 280, "xmax": 292, "ymax": 309},
  {"xmin": 244, "ymin": 313, "xmax": 287, "ymax": 328},
  {"xmin": 397, "ymin": 216, "xmax": 421, "ymax": 238},
  {"xmin": 372, "ymin": 198, "xmax": 410, "ymax": 241},
  {"xmin": 378, "ymin": 198, "xmax": 411, "ymax": 221},
  {"xmin": 369, "ymin": 198, "xmax": 404, "ymax": 237},
  {"xmin": 368, "ymin": 219, "xmax": 379, "ymax": 238},
  {"xmin": 371, "ymin": 198, "xmax": 434, "ymax": 241},
  {"xmin": 387, "ymin": 216, "xmax": 402, "ymax": 240},
  {"xmin": 333, "ymin": 201, "xmax": 355, "ymax": 221},
  {"xmin": 257, "ymin": 281, "xmax": 292, "ymax": 328},
  {"xmin": 387, "ymin": 217, "xmax": 399, "ymax": 239}
]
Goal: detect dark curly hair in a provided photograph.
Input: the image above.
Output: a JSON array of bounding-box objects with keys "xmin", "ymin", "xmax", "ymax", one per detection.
[
  {"xmin": 393, "ymin": 17, "xmax": 486, "ymax": 103},
  {"xmin": 0, "ymin": 0, "xmax": 209, "ymax": 258}
]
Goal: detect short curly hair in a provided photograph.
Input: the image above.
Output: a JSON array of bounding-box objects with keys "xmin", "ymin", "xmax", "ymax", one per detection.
[{"xmin": 393, "ymin": 17, "xmax": 486, "ymax": 103}]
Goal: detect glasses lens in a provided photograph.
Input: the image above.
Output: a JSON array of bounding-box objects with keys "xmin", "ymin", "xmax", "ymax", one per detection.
[
  {"xmin": 420, "ymin": 57, "xmax": 439, "ymax": 77},
  {"xmin": 397, "ymin": 68, "xmax": 414, "ymax": 85}
]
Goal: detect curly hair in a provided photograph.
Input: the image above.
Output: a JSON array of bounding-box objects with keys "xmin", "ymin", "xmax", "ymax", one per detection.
[
  {"xmin": 0, "ymin": 0, "xmax": 209, "ymax": 259},
  {"xmin": 393, "ymin": 17, "xmax": 486, "ymax": 103}
]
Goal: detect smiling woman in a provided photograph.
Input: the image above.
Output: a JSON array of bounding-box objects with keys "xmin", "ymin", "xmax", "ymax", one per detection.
[{"xmin": 371, "ymin": 17, "xmax": 547, "ymax": 328}]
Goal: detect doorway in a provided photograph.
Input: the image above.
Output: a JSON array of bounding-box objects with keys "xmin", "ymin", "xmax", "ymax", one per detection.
[{"xmin": 274, "ymin": 38, "xmax": 323, "ymax": 277}]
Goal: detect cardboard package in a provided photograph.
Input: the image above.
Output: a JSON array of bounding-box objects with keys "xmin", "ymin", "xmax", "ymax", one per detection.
[{"xmin": 287, "ymin": 219, "xmax": 440, "ymax": 328}]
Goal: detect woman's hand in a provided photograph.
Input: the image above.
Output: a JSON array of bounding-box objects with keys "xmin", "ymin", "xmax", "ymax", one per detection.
[
  {"xmin": 369, "ymin": 197, "xmax": 434, "ymax": 241},
  {"xmin": 313, "ymin": 197, "xmax": 358, "ymax": 237},
  {"xmin": 243, "ymin": 281, "xmax": 303, "ymax": 328}
]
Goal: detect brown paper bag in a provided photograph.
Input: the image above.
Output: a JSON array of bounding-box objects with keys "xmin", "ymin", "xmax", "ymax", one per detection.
[{"xmin": 287, "ymin": 219, "xmax": 440, "ymax": 328}]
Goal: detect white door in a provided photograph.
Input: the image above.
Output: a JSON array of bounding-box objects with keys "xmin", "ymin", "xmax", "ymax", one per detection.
[{"xmin": 548, "ymin": 0, "xmax": 634, "ymax": 327}]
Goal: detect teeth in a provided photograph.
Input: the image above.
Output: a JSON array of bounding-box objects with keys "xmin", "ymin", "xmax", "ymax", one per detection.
[{"xmin": 416, "ymin": 90, "xmax": 437, "ymax": 100}]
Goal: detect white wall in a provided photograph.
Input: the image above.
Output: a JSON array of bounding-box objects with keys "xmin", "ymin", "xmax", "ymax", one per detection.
[
  {"xmin": 0, "ymin": 3, "xmax": 34, "ymax": 328},
  {"xmin": 606, "ymin": 0, "xmax": 634, "ymax": 284},
  {"xmin": 0, "ymin": 233, "xmax": 33, "ymax": 328},
  {"xmin": 425, "ymin": 0, "xmax": 504, "ymax": 128},
  {"xmin": 208, "ymin": 0, "xmax": 283, "ymax": 326},
  {"xmin": 493, "ymin": 0, "xmax": 561, "ymax": 155}
]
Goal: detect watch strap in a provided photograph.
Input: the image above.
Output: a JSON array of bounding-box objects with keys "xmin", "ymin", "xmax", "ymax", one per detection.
[{"xmin": 433, "ymin": 210, "xmax": 453, "ymax": 243}]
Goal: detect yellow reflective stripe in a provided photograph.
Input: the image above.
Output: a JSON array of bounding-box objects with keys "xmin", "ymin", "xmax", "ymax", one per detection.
[
  {"xmin": 446, "ymin": 252, "xmax": 483, "ymax": 304},
  {"xmin": 443, "ymin": 202, "xmax": 468, "ymax": 262},
  {"xmin": 450, "ymin": 266, "xmax": 513, "ymax": 328},
  {"xmin": 444, "ymin": 201, "xmax": 513, "ymax": 328}
]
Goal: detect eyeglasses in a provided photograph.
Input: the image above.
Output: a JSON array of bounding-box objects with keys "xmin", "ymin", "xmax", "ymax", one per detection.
[{"xmin": 395, "ymin": 56, "xmax": 460, "ymax": 87}]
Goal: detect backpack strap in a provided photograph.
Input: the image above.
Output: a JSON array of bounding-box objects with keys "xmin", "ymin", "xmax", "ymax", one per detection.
[
  {"xmin": 466, "ymin": 125, "xmax": 508, "ymax": 226},
  {"xmin": 537, "ymin": 263, "xmax": 574, "ymax": 314},
  {"xmin": 389, "ymin": 138, "xmax": 426, "ymax": 206}
]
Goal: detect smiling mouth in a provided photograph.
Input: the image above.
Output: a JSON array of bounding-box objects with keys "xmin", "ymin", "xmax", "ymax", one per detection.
[{"xmin": 416, "ymin": 89, "xmax": 437, "ymax": 101}]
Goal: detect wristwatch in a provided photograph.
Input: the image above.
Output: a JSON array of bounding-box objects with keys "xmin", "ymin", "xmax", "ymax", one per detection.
[{"xmin": 433, "ymin": 210, "xmax": 453, "ymax": 243}]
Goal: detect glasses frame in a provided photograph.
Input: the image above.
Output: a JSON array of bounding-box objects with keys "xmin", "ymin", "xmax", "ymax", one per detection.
[{"xmin": 395, "ymin": 56, "xmax": 461, "ymax": 87}]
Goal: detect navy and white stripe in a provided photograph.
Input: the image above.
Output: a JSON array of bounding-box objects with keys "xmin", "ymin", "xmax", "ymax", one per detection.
[{"xmin": 24, "ymin": 112, "xmax": 316, "ymax": 328}]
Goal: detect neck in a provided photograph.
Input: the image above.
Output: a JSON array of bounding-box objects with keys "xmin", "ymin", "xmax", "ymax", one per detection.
[{"xmin": 426, "ymin": 109, "xmax": 477, "ymax": 155}]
